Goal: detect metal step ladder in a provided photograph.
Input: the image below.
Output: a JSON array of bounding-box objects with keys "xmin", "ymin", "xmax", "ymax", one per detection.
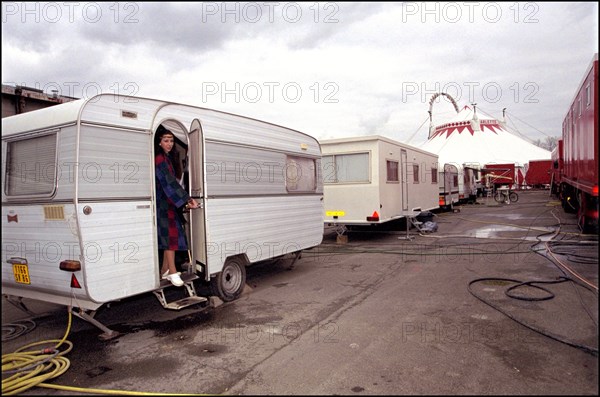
[
  {"xmin": 152, "ymin": 271, "xmax": 208, "ymax": 310},
  {"xmin": 398, "ymin": 215, "xmax": 423, "ymax": 240},
  {"xmin": 408, "ymin": 216, "xmax": 424, "ymax": 233}
]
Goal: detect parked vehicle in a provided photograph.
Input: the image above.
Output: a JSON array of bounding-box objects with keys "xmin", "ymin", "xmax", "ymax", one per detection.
[
  {"xmin": 438, "ymin": 163, "xmax": 479, "ymax": 209},
  {"xmin": 462, "ymin": 164, "xmax": 479, "ymax": 203},
  {"xmin": 560, "ymin": 53, "xmax": 599, "ymax": 233},
  {"xmin": 481, "ymin": 163, "xmax": 526, "ymax": 190},
  {"xmin": 321, "ymin": 135, "xmax": 439, "ymax": 226},
  {"xmin": 525, "ymin": 159, "xmax": 552, "ymax": 188},
  {"xmin": 438, "ymin": 163, "xmax": 459, "ymax": 210},
  {"xmin": 2, "ymin": 93, "xmax": 324, "ymax": 338}
]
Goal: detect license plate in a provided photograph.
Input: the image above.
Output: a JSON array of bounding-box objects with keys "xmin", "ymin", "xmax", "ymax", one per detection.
[{"xmin": 13, "ymin": 264, "xmax": 31, "ymax": 284}]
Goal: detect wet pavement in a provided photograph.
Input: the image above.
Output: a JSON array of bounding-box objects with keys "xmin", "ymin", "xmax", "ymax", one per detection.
[{"xmin": 2, "ymin": 190, "xmax": 598, "ymax": 395}]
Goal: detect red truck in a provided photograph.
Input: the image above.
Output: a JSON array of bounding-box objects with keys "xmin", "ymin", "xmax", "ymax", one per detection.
[
  {"xmin": 525, "ymin": 159, "xmax": 552, "ymax": 188},
  {"xmin": 483, "ymin": 163, "xmax": 523, "ymax": 189},
  {"xmin": 560, "ymin": 53, "xmax": 598, "ymax": 233}
]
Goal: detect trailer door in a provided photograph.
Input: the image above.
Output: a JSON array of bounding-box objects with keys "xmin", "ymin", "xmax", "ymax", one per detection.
[
  {"xmin": 401, "ymin": 149, "xmax": 408, "ymax": 211},
  {"xmin": 188, "ymin": 119, "xmax": 208, "ymax": 279}
]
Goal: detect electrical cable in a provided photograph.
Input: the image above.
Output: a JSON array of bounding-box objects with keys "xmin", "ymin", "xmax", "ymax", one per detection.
[
  {"xmin": 2, "ymin": 319, "xmax": 36, "ymax": 342},
  {"xmin": 504, "ymin": 277, "xmax": 570, "ymax": 301},
  {"xmin": 467, "ymin": 205, "xmax": 598, "ymax": 356},
  {"xmin": 468, "ymin": 276, "xmax": 598, "ymax": 356}
]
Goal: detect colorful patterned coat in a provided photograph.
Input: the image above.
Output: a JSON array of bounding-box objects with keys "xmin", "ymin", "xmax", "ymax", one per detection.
[{"xmin": 155, "ymin": 152, "xmax": 190, "ymax": 250}]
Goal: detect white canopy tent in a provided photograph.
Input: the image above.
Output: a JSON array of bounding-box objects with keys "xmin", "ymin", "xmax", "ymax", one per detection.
[{"xmin": 420, "ymin": 104, "xmax": 551, "ymax": 168}]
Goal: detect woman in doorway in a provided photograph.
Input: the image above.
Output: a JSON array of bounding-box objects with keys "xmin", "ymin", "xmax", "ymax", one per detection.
[{"xmin": 155, "ymin": 126, "xmax": 199, "ymax": 287}]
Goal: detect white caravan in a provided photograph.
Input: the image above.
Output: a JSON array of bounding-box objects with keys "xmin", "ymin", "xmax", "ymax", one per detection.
[
  {"xmin": 438, "ymin": 163, "xmax": 459, "ymax": 210},
  {"xmin": 1, "ymin": 94, "xmax": 323, "ymax": 338},
  {"xmin": 462, "ymin": 164, "xmax": 479, "ymax": 202},
  {"xmin": 438, "ymin": 163, "xmax": 480, "ymax": 210},
  {"xmin": 321, "ymin": 135, "xmax": 439, "ymax": 226}
]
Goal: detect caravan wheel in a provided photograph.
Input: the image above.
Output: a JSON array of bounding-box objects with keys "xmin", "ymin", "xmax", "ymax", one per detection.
[{"xmin": 211, "ymin": 257, "xmax": 247, "ymax": 302}]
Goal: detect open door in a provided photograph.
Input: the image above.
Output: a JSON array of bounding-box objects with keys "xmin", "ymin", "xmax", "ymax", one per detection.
[{"xmin": 188, "ymin": 119, "xmax": 208, "ymax": 280}]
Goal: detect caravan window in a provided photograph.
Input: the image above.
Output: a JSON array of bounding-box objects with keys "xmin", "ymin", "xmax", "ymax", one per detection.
[
  {"xmin": 322, "ymin": 152, "xmax": 369, "ymax": 183},
  {"xmin": 386, "ymin": 160, "xmax": 399, "ymax": 182},
  {"xmin": 286, "ymin": 155, "xmax": 317, "ymax": 192},
  {"xmin": 413, "ymin": 164, "xmax": 420, "ymax": 183},
  {"xmin": 431, "ymin": 168, "xmax": 438, "ymax": 184},
  {"xmin": 5, "ymin": 133, "xmax": 58, "ymax": 197}
]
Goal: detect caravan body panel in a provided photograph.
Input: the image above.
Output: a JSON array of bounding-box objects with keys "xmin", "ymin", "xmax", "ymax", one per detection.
[{"xmin": 321, "ymin": 135, "xmax": 439, "ymax": 225}]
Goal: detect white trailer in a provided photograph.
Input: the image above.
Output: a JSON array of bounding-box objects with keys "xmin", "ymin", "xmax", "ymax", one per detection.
[
  {"xmin": 439, "ymin": 163, "xmax": 479, "ymax": 210},
  {"xmin": 321, "ymin": 135, "xmax": 439, "ymax": 226},
  {"xmin": 462, "ymin": 164, "xmax": 479, "ymax": 203},
  {"xmin": 438, "ymin": 163, "xmax": 459, "ymax": 210},
  {"xmin": 1, "ymin": 94, "xmax": 323, "ymax": 338}
]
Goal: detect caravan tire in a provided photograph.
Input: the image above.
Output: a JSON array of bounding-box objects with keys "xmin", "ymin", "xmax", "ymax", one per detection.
[{"xmin": 211, "ymin": 257, "xmax": 247, "ymax": 302}]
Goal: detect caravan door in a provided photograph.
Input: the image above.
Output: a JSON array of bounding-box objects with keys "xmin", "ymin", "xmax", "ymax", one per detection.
[
  {"xmin": 401, "ymin": 149, "xmax": 409, "ymax": 211},
  {"xmin": 188, "ymin": 119, "xmax": 208, "ymax": 279}
]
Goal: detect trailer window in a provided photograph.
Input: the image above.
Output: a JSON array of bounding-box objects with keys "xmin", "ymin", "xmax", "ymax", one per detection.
[
  {"xmin": 413, "ymin": 164, "xmax": 419, "ymax": 183},
  {"xmin": 5, "ymin": 133, "xmax": 58, "ymax": 197},
  {"xmin": 386, "ymin": 160, "xmax": 399, "ymax": 182},
  {"xmin": 322, "ymin": 153, "xmax": 369, "ymax": 183},
  {"xmin": 431, "ymin": 168, "xmax": 438, "ymax": 184},
  {"xmin": 586, "ymin": 84, "xmax": 591, "ymax": 107},
  {"xmin": 286, "ymin": 156, "xmax": 317, "ymax": 192}
]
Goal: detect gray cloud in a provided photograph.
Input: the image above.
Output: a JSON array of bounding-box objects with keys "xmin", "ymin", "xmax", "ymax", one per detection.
[{"xmin": 2, "ymin": 2, "xmax": 597, "ymax": 143}]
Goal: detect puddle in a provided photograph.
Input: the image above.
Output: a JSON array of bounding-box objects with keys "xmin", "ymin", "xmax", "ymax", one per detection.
[
  {"xmin": 473, "ymin": 225, "xmax": 555, "ymax": 241},
  {"xmin": 481, "ymin": 213, "xmax": 537, "ymax": 221}
]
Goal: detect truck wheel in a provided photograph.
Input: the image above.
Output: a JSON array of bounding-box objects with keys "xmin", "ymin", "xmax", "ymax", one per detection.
[{"xmin": 210, "ymin": 257, "xmax": 247, "ymax": 302}]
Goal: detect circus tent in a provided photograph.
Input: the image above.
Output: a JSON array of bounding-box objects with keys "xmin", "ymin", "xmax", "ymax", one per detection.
[{"xmin": 419, "ymin": 101, "xmax": 551, "ymax": 168}]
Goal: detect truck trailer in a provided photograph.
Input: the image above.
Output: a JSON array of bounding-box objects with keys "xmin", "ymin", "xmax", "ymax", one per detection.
[
  {"xmin": 525, "ymin": 159, "xmax": 552, "ymax": 188},
  {"xmin": 560, "ymin": 53, "xmax": 599, "ymax": 233}
]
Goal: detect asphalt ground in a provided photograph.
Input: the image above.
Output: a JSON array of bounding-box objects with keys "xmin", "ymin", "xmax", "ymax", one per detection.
[{"xmin": 2, "ymin": 189, "xmax": 598, "ymax": 395}]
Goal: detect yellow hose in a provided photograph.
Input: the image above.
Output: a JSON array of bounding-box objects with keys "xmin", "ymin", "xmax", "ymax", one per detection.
[
  {"xmin": 2, "ymin": 309, "xmax": 73, "ymax": 395},
  {"xmin": 2, "ymin": 308, "xmax": 209, "ymax": 395}
]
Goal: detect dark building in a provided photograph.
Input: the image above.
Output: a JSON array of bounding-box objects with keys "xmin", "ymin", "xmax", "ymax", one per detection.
[{"xmin": 2, "ymin": 84, "xmax": 78, "ymax": 118}]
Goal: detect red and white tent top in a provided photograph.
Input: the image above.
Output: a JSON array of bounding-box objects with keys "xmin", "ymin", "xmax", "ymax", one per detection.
[{"xmin": 419, "ymin": 105, "xmax": 551, "ymax": 167}]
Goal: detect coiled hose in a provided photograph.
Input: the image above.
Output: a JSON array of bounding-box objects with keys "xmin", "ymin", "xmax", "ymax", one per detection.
[{"xmin": 2, "ymin": 309, "xmax": 73, "ymax": 395}]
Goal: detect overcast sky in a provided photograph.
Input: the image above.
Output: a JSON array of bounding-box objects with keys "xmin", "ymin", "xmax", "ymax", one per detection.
[{"xmin": 2, "ymin": 2, "xmax": 598, "ymax": 146}]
